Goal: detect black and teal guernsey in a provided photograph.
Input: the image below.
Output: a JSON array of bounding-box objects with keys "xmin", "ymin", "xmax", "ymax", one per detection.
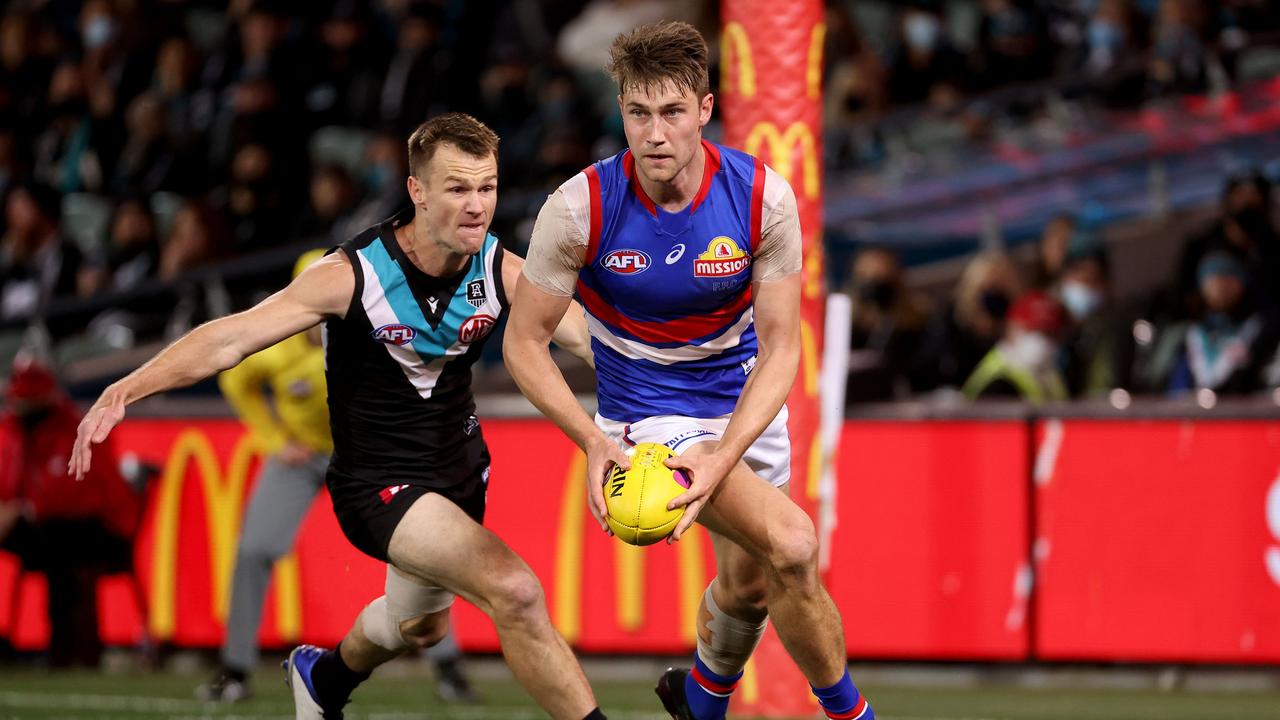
[{"xmin": 324, "ymin": 208, "xmax": 507, "ymax": 489}]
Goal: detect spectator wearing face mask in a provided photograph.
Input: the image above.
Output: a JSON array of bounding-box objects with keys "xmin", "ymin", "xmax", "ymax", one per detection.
[
  {"xmin": 1055, "ymin": 237, "xmax": 1134, "ymax": 397},
  {"xmin": 0, "ymin": 354, "xmax": 141, "ymax": 667},
  {"xmin": 1168, "ymin": 251, "xmax": 1280, "ymax": 395},
  {"xmin": 1070, "ymin": 0, "xmax": 1148, "ymax": 107},
  {"xmin": 912, "ymin": 250, "xmax": 1022, "ymax": 392},
  {"xmin": 962, "ymin": 291, "xmax": 1068, "ymax": 404},
  {"xmin": 1175, "ymin": 169, "xmax": 1279, "ymax": 316},
  {"xmin": 846, "ymin": 247, "xmax": 931, "ymax": 400},
  {"xmin": 77, "ymin": 0, "xmax": 153, "ymax": 108},
  {"xmin": 886, "ymin": 2, "xmax": 970, "ymax": 107}
]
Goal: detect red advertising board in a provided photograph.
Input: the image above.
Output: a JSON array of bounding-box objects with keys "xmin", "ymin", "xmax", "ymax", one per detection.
[
  {"xmin": 833, "ymin": 421, "xmax": 1031, "ymax": 660},
  {"xmin": 0, "ymin": 418, "xmax": 719, "ymax": 655},
  {"xmin": 1, "ymin": 418, "xmax": 1034, "ymax": 660},
  {"xmin": 8, "ymin": 416, "xmax": 1278, "ymax": 663},
  {"xmin": 1034, "ymin": 419, "xmax": 1280, "ymax": 663}
]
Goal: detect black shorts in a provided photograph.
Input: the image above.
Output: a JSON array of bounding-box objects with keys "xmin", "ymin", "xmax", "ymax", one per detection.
[{"xmin": 326, "ymin": 438, "xmax": 490, "ymax": 563}]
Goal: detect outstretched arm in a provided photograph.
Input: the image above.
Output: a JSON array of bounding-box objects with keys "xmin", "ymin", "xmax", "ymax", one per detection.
[{"xmin": 69, "ymin": 252, "xmax": 354, "ymax": 479}]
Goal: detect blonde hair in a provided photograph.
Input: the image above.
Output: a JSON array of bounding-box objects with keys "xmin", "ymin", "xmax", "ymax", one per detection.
[{"xmin": 607, "ymin": 21, "xmax": 710, "ymax": 97}]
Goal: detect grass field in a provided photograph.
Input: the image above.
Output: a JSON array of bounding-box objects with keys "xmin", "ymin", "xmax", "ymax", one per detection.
[{"xmin": 1, "ymin": 661, "xmax": 1278, "ymax": 720}]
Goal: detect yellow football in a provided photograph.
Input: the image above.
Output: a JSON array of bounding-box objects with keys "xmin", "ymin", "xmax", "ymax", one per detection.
[{"xmin": 604, "ymin": 442, "xmax": 691, "ymax": 546}]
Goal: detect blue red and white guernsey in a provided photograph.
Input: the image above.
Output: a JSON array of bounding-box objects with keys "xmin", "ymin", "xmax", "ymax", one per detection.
[{"xmin": 563, "ymin": 139, "xmax": 792, "ymax": 423}]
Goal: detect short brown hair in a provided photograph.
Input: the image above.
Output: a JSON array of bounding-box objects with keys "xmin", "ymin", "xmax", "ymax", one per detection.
[
  {"xmin": 607, "ymin": 21, "xmax": 709, "ymax": 98},
  {"xmin": 406, "ymin": 113, "xmax": 499, "ymax": 178}
]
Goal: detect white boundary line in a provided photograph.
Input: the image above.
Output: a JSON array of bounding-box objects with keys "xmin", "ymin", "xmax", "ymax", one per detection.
[
  {"xmin": 0, "ymin": 691, "xmax": 1004, "ymax": 720},
  {"xmin": 0, "ymin": 691, "xmax": 675, "ymax": 720}
]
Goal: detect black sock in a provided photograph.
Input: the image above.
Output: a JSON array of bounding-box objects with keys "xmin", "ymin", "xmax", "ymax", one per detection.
[
  {"xmin": 310, "ymin": 642, "xmax": 371, "ymax": 709},
  {"xmin": 221, "ymin": 666, "xmax": 247, "ymax": 683},
  {"xmin": 583, "ymin": 709, "xmax": 607, "ymax": 720}
]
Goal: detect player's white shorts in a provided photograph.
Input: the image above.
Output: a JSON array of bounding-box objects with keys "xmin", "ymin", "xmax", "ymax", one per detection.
[{"xmin": 595, "ymin": 406, "xmax": 791, "ymax": 488}]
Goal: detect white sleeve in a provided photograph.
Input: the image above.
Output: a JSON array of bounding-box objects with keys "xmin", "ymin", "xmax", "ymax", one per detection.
[
  {"xmin": 522, "ymin": 174, "xmax": 592, "ymax": 297},
  {"xmin": 752, "ymin": 165, "xmax": 803, "ymax": 283}
]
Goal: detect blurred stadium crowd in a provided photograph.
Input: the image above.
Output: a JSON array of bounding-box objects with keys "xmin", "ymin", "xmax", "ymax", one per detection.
[
  {"xmin": 844, "ymin": 170, "xmax": 1279, "ymax": 403},
  {"xmin": 0, "ymin": 0, "xmax": 1277, "ymax": 404}
]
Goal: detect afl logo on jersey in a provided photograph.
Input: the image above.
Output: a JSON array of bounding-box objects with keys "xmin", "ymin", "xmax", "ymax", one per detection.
[
  {"xmin": 694, "ymin": 237, "xmax": 751, "ymax": 278},
  {"xmin": 459, "ymin": 314, "xmax": 497, "ymax": 344},
  {"xmin": 372, "ymin": 324, "xmax": 416, "ymax": 346},
  {"xmin": 602, "ymin": 249, "xmax": 651, "ymax": 275}
]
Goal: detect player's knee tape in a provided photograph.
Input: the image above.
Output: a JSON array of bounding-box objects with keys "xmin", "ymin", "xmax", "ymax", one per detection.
[
  {"xmin": 695, "ymin": 581, "xmax": 768, "ymax": 677},
  {"xmin": 360, "ymin": 569, "xmax": 455, "ymax": 652}
]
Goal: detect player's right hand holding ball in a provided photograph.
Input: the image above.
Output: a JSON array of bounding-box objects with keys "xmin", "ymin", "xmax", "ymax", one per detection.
[{"xmin": 585, "ymin": 435, "xmax": 630, "ymax": 534}]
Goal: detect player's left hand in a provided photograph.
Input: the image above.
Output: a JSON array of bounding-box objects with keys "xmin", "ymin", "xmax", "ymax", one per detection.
[
  {"xmin": 69, "ymin": 388, "xmax": 127, "ymax": 481},
  {"xmin": 663, "ymin": 451, "xmax": 734, "ymax": 543}
]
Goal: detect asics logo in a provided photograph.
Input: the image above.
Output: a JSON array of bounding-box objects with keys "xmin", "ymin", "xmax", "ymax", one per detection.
[{"xmin": 665, "ymin": 244, "xmax": 686, "ymax": 264}]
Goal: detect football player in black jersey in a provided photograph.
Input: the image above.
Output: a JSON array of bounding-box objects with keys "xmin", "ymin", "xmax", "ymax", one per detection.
[{"xmin": 70, "ymin": 114, "xmax": 607, "ymax": 720}]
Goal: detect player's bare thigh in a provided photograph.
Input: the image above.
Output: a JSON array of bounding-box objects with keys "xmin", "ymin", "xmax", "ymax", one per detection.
[
  {"xmin": 386, "ymin": 492, "xmax": 541, "ymax": 617},
  {"xmin": 681, "ymin": 441, "xmax": 811, "ymax": 563}
]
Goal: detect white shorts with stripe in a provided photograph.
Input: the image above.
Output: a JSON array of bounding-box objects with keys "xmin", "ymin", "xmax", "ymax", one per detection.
[{"xmin": 595, "ymin": 406, "xmax": 791, "ymax": 488}]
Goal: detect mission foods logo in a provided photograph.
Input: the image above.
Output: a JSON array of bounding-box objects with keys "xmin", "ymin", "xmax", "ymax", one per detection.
[{"xmin": 694, "ymin": 237, "xmax": 750, "ymax": 278}]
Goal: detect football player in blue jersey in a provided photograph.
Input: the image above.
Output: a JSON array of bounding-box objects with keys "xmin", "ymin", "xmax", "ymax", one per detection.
[
  {"xmin": 505, "ymin": 21, "xmax": 874, "ymax": 720},
  {"xmin": 69, "ymin": 114, "xmax": 609, "ymax": 720}
]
